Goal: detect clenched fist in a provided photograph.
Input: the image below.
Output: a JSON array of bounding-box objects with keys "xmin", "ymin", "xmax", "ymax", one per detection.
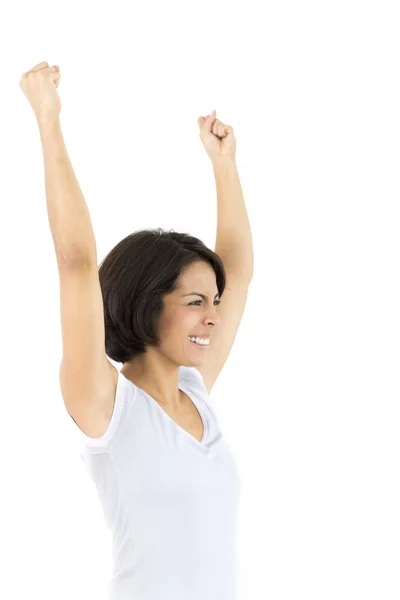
[
  {"xmin": 197, "ymin": 110, "xmax": 236, "ymax": 163},
  {"xmin": 19, "ymin": 61, "xmax": 61, "ymax": 126}
]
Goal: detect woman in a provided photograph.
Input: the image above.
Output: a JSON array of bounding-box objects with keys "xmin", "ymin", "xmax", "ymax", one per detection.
[{"xmin": 20, "ymin": 61, "xmax": 254, "ymax": 600}]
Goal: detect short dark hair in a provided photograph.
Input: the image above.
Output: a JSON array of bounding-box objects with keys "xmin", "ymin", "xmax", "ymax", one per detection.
[{"xmin": 98, "ymin": 227, "xmax": 227, "ymax": 364}]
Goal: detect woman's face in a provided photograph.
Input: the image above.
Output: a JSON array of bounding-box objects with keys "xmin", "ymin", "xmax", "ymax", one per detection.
[{"xmin": 158, "ymin": 262, "xmax": 222, "ymax": 365}]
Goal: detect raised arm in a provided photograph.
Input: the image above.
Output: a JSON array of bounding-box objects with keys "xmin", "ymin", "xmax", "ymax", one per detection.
[
  {"xmin": 19, "ymin": 61, "xmax": 97, "ymax": 266},
  {"xmin": 20, "ymin": 62, "xmax": 117, "ymax": 438},
  {"xmin": 39, "ymin": 118, "xmax": 98, "ymax": 266}
]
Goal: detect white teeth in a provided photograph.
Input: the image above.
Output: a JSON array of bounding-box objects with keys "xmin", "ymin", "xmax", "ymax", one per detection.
[{"xmin": 188, "ymin": 336, "xmax": 210, "ymax": 345}]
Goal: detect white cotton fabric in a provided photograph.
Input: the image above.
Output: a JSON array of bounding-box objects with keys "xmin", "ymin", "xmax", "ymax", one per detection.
[{"xmin": 68, "ymin": 365, "xmax": 242, "ymax": 600}]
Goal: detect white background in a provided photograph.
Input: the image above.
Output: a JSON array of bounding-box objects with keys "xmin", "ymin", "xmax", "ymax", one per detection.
[{"xmin": 1, "ymin": 1, "xmax": 399, "ymax": 598}]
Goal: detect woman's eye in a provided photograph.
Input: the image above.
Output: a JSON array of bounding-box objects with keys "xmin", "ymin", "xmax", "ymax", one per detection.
[{"xmin": 190, "ymin": 300, "xmax": 221, "ymax": 306}]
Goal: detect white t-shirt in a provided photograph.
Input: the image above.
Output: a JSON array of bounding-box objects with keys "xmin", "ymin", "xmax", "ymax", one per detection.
[{"xmin": 68, "ymin": 365, "xmax": 242, "ymax": 600}]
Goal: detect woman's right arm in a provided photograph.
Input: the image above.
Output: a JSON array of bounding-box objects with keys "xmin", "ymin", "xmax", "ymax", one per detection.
[
  {"xmin": 39, "ymin": 118, "xmax": 98, "ymax": 267},
  {"xmin": 39, "ymin": 118, "xmax": 118, "ymax": 429}
]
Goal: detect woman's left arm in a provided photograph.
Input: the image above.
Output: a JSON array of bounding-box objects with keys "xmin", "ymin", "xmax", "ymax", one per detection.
[
  {"xmin": 197, "ymin": 111, "xmax": 254, "ymax": 281},
  {"xmin": 212, "ymin": 157, "xmax": 254, "ymax": 281}
]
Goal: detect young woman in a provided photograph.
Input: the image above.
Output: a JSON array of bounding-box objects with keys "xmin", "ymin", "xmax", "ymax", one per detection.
[{"xmin": 20, "ymin": 61, "xmax": 254, "ymax": 600}]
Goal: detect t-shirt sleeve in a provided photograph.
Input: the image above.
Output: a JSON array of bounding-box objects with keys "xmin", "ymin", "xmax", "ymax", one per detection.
[
  {"xmin": 66, "ymin": 368, "xmax": 134, "ymax": 454},
  {"xmin": 179, "ymin": 366, "xmax": 210, "ymax": 400}
]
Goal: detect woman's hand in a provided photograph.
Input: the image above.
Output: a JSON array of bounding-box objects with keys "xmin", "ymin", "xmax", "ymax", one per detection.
[
  {"xmin": 197, "ymin": 110, "xmax": 236, "ymax": 163},
  {"xmin": 19, "ymin": 61, "xmax": 61, "ymax": 126}
]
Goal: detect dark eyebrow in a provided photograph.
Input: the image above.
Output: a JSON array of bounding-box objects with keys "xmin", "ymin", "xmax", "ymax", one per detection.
[{"xmin": 182, "ymin": 292, "xmax": 220, "ymax": 300}]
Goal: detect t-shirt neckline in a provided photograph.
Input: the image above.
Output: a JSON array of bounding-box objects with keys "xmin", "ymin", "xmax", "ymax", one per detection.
[{"xmin": 139, "ymin": 382, "xmax": 208, "ymax": 448}]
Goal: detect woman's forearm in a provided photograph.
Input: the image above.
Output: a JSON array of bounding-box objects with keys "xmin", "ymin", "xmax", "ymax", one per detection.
[
  {"xmin": 212, "ymin": 157, "xmax": 254, "ymax": 280},
  {"xmin": 39, "ymin": 119, "xmax": 97, "ymax": 266}
]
